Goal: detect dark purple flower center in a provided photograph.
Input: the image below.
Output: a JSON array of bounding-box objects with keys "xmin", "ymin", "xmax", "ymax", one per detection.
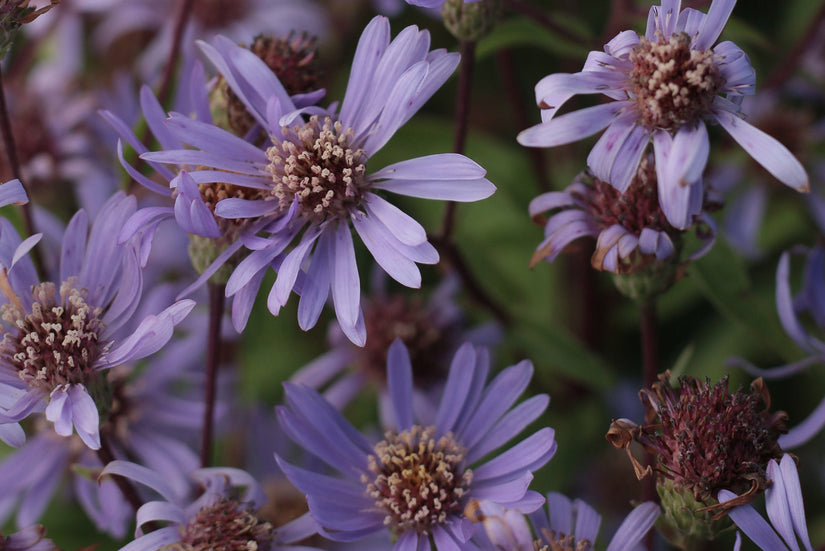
[
  {"xmin": 357, "ymin": 295, "xmax": 453, "ymax": 387},
  {"xmin": 1, "ymin": 278, "xmax": 105, "ymax": 392},
  {"xmin": 364, "ymin": 425, "xmax": 472, "ymax": 534},
  {"xmin": 629, "ymin": 31, "xmax": 723, "ymax": 130},
  {"xmin": 266, "ymin": 116, "xmax": 367, "ymax": 223},
  {"xmin": 179, "ymin": 498, "xmax": 275, "ymax": 551},
  {"xmin": 223, "ymin": 32, "xmax": 320, "ymax": 138},
  {"xmin": 575, "ymin": 158, "xmax": 672, "ymax": 236}
]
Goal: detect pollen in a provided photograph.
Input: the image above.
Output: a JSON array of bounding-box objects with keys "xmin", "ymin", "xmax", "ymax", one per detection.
[
  {"xmin": 629, "ymin": 31, "xmax": 723, "ymax": 130},
  {"xmin": 364, "ymin": 425, "xmax": 472, "ymax": 534},
  {"xmin": 266, "ymin": 116, "xmax": 367, "ymax": 223},
  {"xmin": 1, "ymin": 278, "xmax": 105, "ymax": 392}
]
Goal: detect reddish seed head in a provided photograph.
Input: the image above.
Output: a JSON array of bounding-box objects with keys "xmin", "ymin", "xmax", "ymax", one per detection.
[{"xmin": 180, "ymin": 498, "xmax": 275, "ymax": 551}]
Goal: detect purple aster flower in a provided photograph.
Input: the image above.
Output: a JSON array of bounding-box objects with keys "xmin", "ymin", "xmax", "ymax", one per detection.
[
  {"xmin": 0, "ymin": 525, "xmax": 57, "ymax": 551},
  {"xmin": 0, "ymin": 191, "xmax": 194, "ymax": 450},
  {"xmin": 0, "ymin": 284, "xmax": 215, "ymax": 536},
  {"xmin": 100, "ymin": 460, "xmax": 320, "ymax": 551},
  {"xmin": 469, "ymin": 493, "xmax": 659, "ymax": 551},
  {"xmin": 518, "ymin": 0, "xmax": 808, "ymax": 230},
  {"xmin": 710, "ymin": 93, "xmax": 825, "ymax": 259},
  {"xmin": 719, "ymin": 454, "xmax": 814, "ymax": 551},
  {"xmin": 276, "ymin": 339, "xmax": 556, "ymax": 549},
  {"xmin": 729, "ymin": 245, "xmax": 825, "ymax": 449},
  {"xmin": 143, "ymin": 17, "xmax": 495, "ymax": 345},
  {"xmin": 291, "ymin": 273, "xmax": 500, "ymax": 411},
  {"xmin": 529, "ymin": 158, "xmax": 715, "ymax": 274}
]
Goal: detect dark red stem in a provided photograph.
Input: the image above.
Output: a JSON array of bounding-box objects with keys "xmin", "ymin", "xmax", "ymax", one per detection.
[
  {"xmin": 156, "ymin": 0, "xmax": 195, "ymax": 107},
  {"xmin": 765, "ymin": 2, "xmax": 825, "ymax": 90},
  {"xmin": 0, "ymin": 64, "xmax": 45, "ymax": 280},
  {"xmin": 97, "ymin": 434, "xmax": 143, "ymax": 513},
  {"xmin": 640, "ymin": 300, "xmax": 658, "ymax": 551},
  {"xmin": 200, "ymin": 282, "xmax": 225, "ymax": 467}
]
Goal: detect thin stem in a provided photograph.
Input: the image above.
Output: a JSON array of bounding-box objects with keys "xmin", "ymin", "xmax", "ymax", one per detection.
[
  {"xmin": 639, "ymin": 300, "xmax": 658, "ymax": 551},
  {"xmin": 97, "ymin": 434, "xmax": 143, "ymax": 513},
  {"xmin": 505, "ymin": 0, "xmax": 590, "ymax": 46},
  {"xmin": 156, "ymin": 0, "xmax": 195, "ymax": 107},
  {"xmin": 600, "ymin": 0, "xmax": 634, "ymax": 45},
  {"xmin": 200, "ymin": 281, "xmax": 225, "ymax": 468},
  {"xmin": 764, "ymin": 2, "xmax": 825, "ymax": 90},
  {"xmin": 432, "ymin": 237, "xmax": 512, "ymax": 327},
  {"xmin": 0, "ymin": 64, "xmax": 45, "ymax": 280},
  {"xmin": 441, "ymin": 40, "xmax": 475, "ymax": 242}
]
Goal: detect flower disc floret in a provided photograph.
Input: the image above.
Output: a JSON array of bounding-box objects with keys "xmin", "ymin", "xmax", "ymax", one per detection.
[
  {"xmin": 537, "ymin": 533, "xmax": 593, "ymax": 551},
  {"xmin": 1, "ymin": 278, "xmax": 105, "ymax": 392},
  {"xmin": 177, "ymin": 498, "xmax": 276, "ymax": 551},
  {"xmin": 365, "ymin": 425, "xmax": 472, "ymax": 534},
  {"xmin": 629, "ymin": 31, "xmax": 723, "ymax": 130},
  {"xmin": 267, "ymin": 115, "xmax": 367, "ymax": 222}
]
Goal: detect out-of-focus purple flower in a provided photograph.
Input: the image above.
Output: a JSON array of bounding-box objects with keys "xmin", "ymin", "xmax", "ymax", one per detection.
[
  {"xmin": 518, "ymin": 0, "xmax": 807, "ymax": 230},
  {"xmin": 710, "ymin": 93, "xmax": 825, "ymax": 259},
  {"xmin": 719, "ymin": 454, "xmax": 815, "ymax": 551},
  {"xmin": 101, "ymin": 460, "xmax": 320, "ymax": 551},
  {"xmin": 469, "ymin": 493, "xmax": 659, "ymax": 551},
  {"xmin": 291, "ymin": 274, "xmax": 500, "ymax": 411},
  {"xmin": 729, "ymin": 245, "xmax": 825, "ymax": 449},
  {"xmin": 529, "ymin": 158, "xmax": 715, "ymax": 274},
  {"xmin": 406, "ymin": 0, "xmax": 479, "ymax": 7},
  {"xmin": 90, "ymin": 0, "xmax": 327, "ymax": 82},
  {"xmin": 0, "ymin": 524, "xmax": 57, "ymax": 551},
  {"xmin": 276, "ymin": 339, "xmax": 555, "ymax": 549},
  {"xmin": 0, "ymin": 191, "xmax": 194, "ymax": 450},
  {"xmin": 144, "ymin": 17, "xmax": 495, "ymax": 345}
]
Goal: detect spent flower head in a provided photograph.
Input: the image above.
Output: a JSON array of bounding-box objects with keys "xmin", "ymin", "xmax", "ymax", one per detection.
[
  {"xmin": 607, "ymin": 371, "xmax": 787, "ymax": 544},
  {"xmin": 518, "ymin": 0, "xmax": 808, "ymax": 230}
]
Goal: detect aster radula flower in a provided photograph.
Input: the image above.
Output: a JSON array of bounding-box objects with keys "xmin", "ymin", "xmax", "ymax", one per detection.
[
  {"xmin": 518, "ymin": 0, "xmax": 807, "ymax": 230},
  {"xmin": 719, "ymin": 454, "xmax": 815, "ymax": 551},
  {"xmin": 276, "ymin": 339, "xmax": 555, "ymax": 550},
  {"xmin": 529, "ymin": 157, "xmax": 715, "ymax": 276},
  {"xmin": 144, "ymin": 17, "xmax": 496, "ymax": 345},
  {"xmin": 0, "ymin": 191, "xmax": 194, "ymax": 450},
  {"xmin": 469, "ymin": 493, "xmax": 659, "ymax": 551},
  {"xmin": 100, "ymin": 461, "xmax": 319, "ymax": 551}
]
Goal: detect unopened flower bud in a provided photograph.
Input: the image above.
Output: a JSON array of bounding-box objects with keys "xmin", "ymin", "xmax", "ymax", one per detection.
[{"xmin": 441, "ymin": 0, "xmax": 502, "ymax": 42}]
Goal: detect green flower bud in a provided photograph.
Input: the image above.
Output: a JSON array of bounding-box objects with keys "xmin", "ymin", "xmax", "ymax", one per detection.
[{"xmin": 441, "ymin": 0, "xmax": 502, "ymax": 42}]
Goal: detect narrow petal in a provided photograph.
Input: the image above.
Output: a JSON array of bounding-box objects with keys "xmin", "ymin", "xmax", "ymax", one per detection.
[
  {"xmin": 605, "ymin": 502, "xmax": 660, "ymax": 551},
  {"xmin": 518, "ymin": 102, "xmax": 626, "ymax": 148},
  {"xmin": 69, "ymin": 385, "xmax": 101, "ymax": 450},
  {"xmin": 331, "ymin": 223, "xmax": 360, "ymax": 330},
  {"xmin": 719, "ymin": 490, "xmax": 788, "ymax": 551},
  {"xmin": 714, "ymin": 107, "xmax": 808, "ymax": 192},
  {"xmin": 387, "ymin": 339, "xmax": 414, "ymax": 431},
  {"xmin": 694, "ymin": 0, "xmax": 736, "ymax": 50}
]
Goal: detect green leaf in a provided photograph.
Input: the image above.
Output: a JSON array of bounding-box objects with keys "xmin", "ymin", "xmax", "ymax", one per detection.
[
  {"xmin": 477, "ymin": 16, "xmax": 591, "ymax": 60},
  {"xmin": 689, "ymin": 238, "xmax": 800, "ymax": 363},
  {"xmin": 513, "ymin": 318, "xmax": 615, "ymax": 390}
]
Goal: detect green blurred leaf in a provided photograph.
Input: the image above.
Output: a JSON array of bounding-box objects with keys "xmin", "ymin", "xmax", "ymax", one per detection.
[
  {"xmin": 689, "ymin": 237, "xmax": 800, "ymax": 363},
  {"xmin": 477, "ymin": 15, "xmax": 591, "ymax": 60},
  {"xmin": 513, "ymin": 318, "xmax": 615, "ymax": 390}
]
